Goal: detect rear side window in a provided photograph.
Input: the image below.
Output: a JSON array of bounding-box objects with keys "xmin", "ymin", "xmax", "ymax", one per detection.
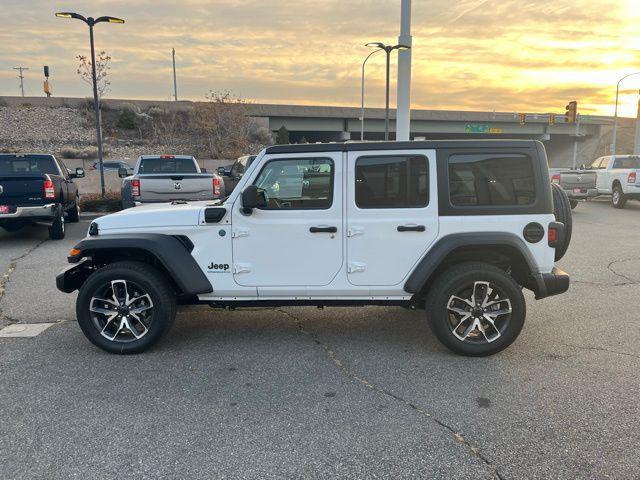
[
  {"xmin": 254, "ymin": 157, "xmax": 334, "ymax": 209},
  {"xmin": 139, "ymin": 157, "xmax": 198, "ymax": 174},
  {"xmin": 613, "ymin": 157, "xmax": 640, "ymax": 169},
  {"xmin": 355, "ymin": 155, "xmax": 428, "ymax": 208},
  {"xmin": 449, "ymin": 154, "xmax": 536, "ymax": 206}
]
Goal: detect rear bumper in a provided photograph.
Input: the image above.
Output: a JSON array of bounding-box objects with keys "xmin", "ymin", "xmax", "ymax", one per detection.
[
  {"xmin": 0, "ymin": 204, "xmax": 57, "ymax": 221},
  {"xmin": 533, "ymin": 267, "xmax": 570, "ymax": 300},
  {"xmin": 563, "ymin": 188, "xmax": 598, "ymax": 199}
]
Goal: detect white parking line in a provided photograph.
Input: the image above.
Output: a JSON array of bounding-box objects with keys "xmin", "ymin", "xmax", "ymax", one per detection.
[{"xmin": 0, "ymin": 323, "xmax": 56, "ymax": 338}]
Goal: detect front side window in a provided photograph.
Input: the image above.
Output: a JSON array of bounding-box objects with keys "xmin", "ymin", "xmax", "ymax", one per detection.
[
  {"xmin": 355, "ymin": 155, "xmax": 428, "ymax": 208},
  {"xmin": 253, "ymin": 157, "xmax": 334, "ymax": 209},
  {"xmin": 449, "ymin": 154, "xmax": 536, "ymax": 206}
]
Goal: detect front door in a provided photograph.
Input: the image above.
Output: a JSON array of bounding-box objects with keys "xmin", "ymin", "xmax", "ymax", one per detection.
[
  {"xmin": 346, "ymin": 149, "xmax": 438, "ymax": 286},
  {"xmin": 231, "ymin": 152, "xmax": 342, "ymax": 288}
]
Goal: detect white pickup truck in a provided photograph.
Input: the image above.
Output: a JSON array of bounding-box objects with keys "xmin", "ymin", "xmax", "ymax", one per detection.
[{"xmin": 590, "ymin": 155, "xmax": 640, "ymax": 208}]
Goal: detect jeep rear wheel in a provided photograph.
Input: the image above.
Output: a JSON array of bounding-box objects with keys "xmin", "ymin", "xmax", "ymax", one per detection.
[
  {"xmin": 76, "ymin": 261, "xmax": 176, "ymax": 354},
  {"xmin": 426, "ymin": 263, "xmax": 526, "ymax": 357}
]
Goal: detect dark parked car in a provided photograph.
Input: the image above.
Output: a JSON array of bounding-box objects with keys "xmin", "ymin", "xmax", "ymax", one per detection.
[
  {"xmin": 91, "ymin": 160, "xmax": 134, "ymax": 175},
  {"xmin": 217, "ymin": 155, "xmax": 256, "ymax": 193},
  {"xmin": 0, "ymin": 154, "xmax": 84, "ymax": 239}
]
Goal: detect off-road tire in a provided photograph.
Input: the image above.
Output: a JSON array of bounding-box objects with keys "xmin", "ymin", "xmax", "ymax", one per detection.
[
  {"xmin": 425, "ymin": 262, "xmax": 526, "ymax": 357},
  {"xmin": 67, "ymin": 197, "xmax": 80, "ymax": 223},
  {"xmin": 612, "ymin": 184, "xmax": 627, "ymax": 209},
  {"xmin": 48, "ymin": 206, "xmax": 65, "ymax": 240},
  {"xmin": 76, "ymin": 261, "xmax": 177, "ymax": 354},
  {"xmin": 551, "ymin": 183, "xmax": 572, "ymax": 261}
]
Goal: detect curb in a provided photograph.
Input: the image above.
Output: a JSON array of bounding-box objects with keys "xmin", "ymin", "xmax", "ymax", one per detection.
[{"xmin": 80, "ymin": 212, "xmax": 104, "ymax": 221}]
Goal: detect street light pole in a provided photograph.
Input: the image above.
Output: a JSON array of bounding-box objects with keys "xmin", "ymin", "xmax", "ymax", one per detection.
[
  {"xmin": 55, "ymin": 12, "xmax": 124, "ymax": 197},
  {"xmin": 611, "ymin": 71, "xmax": 640, "ymax": 155},
  {"xmin": 360, "ymin": 49, "xmax": 383, "ymax": 141},
  {"xmin": 365, "ymin": 42, "xmax": 410, "ymax": 141}
]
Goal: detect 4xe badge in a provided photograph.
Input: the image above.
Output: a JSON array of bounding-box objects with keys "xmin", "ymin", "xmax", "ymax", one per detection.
[{"xmin": 207, "ymin": 262, "xmax": 230, "ymax": 273}]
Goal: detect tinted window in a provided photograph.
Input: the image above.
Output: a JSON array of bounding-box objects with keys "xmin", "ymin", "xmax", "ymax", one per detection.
[
  {"xmin": 138, "ymin": 157, "xmax": 197, "ymax": 174},
  {"xmin": 0, "ymin": 155, "xmax": 59, "ymax": 175},
  {"xmin": 355, "ymin": 155, "xmax": 428, "ymax": 209},
  {"xmin": 449, "ymin": 154, "xmax": 536, "ymax": 206},
  {"xmin": 254, "ymin": 158, "xmax": 333, "ymax": 209},
  {"xmin": 613, "ymin": 157, "xmax": 640, "ymax": 169}
]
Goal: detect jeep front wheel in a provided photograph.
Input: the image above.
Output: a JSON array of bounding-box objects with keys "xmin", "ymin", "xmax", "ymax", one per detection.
[
  {"xmin": 76, "ymin": 261, "xmax": 176, "ymax": 354},
  {"xmin": 426, "ymin": 263, "xmax": 526, "ymax": 357}
]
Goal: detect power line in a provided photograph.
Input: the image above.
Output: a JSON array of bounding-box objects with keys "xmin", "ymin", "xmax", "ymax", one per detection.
[{"xmin": 13, "ymin": 66, "xmax": 29, "ymax": 97}]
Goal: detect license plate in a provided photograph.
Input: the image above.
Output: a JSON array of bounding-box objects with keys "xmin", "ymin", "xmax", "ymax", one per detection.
[{"xmin": 573, "ymin": 188, "xmax": 582, "ymax": 193}]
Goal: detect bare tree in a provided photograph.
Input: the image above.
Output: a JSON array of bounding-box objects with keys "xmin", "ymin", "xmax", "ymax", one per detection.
[
  {"xmin": 192, "ymin": 90, "xmax": 262, "ymax": 159},
  {"xmin": 76, "ymin": 51, "xmax": 111, "ymax": 98}
]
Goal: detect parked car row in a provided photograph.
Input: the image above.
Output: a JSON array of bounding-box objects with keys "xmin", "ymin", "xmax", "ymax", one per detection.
[{"xmin": 550, "ymin": 154, "xmax": 640, "ymax": 209}]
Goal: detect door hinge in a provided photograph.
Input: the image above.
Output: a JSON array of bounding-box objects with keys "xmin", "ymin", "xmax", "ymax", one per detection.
[
  {"xmin": 232, "ymin": 228, "xmax": 249, "ymax": 238},
  {"xmin": 233, "ymin": 263, "xmax": 252, "ymax": 274},
  {"xmin": 348, "ymin": 262, "xmax": 366, "ymax": 274},
  {"xmin": 347, "ymin": 226, "xmax": 364, "ymax": 238}
]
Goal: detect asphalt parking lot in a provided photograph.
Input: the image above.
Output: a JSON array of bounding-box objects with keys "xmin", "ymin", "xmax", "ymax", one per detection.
[{"xmin": 1, "ymin": 200, "xmax": 639, "ymax": 479}]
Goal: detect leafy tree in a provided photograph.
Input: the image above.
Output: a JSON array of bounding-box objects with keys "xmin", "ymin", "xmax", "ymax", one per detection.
[{"xmin": 276, "ymin": 125, "xmax": 290, "ymax": 145}]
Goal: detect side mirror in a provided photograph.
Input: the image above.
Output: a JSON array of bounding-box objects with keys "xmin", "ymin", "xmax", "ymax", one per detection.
[
  {"xmin": 70, "ymin": 167, "xmax": 85, "ymax": 179},
  {"xmin": 201, "ymin": 168, "xmax": 207, "ymax": 173},
  {"xmin": 217, "ymin": 166, "xmax": 227, "ymax": 175},
  {"xmin": 118, "ymin": 167, "xmax": 129, "ymax": 178},
  {"xmin": 241, "ymin": 185, "xmax": 267, "ymax": 213}
]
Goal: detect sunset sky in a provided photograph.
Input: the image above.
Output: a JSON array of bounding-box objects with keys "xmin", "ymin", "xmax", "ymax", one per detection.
[{"xmin": 1, "ymin": 0, "xmax": 640, "ymax": 117}]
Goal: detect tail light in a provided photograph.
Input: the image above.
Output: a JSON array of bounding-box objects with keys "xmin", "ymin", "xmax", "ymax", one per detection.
[
  {"xmin": 131, "ymin": 179, "xmax": 141, "ymax": 197},
  {"xmin": 551, "ymin": 173, "xmax": 560, "ymax": 184},
  {"xmin": 43, "ymin": 177, "xmax": 55, "ymax": 199},
  {"xmin": 213, "ymin": 177, "xmax": 221, "ymax": 197},
  {"xmin": 548, "ymin": 222, "xmax": 564, "ymax": 248},
  {"xmin": 628, "ymin": 172, "xmax": 637, "ymax": 184}
]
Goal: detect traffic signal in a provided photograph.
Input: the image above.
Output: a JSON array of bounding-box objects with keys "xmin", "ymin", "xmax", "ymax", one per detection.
[
  {"xmin": 44, "ymin": 65, "xmax": 50, "ymax": 78},
  {"xmin": 565, "ymin": 101, "xmax": 577, "ymax": 123},
  {"xmin": 518, "ymin": 113, "xmax": 526, "ymax": 125}
]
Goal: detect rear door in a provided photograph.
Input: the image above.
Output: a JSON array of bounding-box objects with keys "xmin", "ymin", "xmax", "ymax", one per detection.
[{"xmin": 346, "ymin": 149, "xmax": 438, "ymax": 286}]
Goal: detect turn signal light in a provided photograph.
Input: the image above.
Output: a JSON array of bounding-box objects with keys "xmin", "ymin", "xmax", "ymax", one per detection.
[
  {"xmin": 131, "ymin": 179, "xmax": 141, "ymax": 197},
  {"xmin": 43, "ymin": 178, "xmax": 55, "ymax": 199},
  {"xmin": 69, "ymin": 248, "xmax": 81, "ymax": 257},
  {"xmin": 628, "ymin": 172, "xmax": 637, "ymax": 184},
  {"xmin": 213, "ymin": 177, "xmax": 221, "ymax": 196}
]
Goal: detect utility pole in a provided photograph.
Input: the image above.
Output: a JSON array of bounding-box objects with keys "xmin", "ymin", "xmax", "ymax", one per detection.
[
  {"xmin": 13, "ymin": 67, "xmax": 29, "ymax": 97},
  {"xmin": 396, "ymin": 0, "xmax": 412, "ymax": 141},
  {"xmin": 172, "ymin": 48, "xmax": 178, "ymax": 101},
  {"xmin": 572, "ymin": 114, "xmax": 581, "ymax": 169},
  {"xmin": 634, "ymin": 91, "xmax": 640, "ymax": 155}
]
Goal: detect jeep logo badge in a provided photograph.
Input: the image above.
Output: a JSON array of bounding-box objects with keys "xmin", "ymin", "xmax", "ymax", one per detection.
[{"xmin": 174, "ymin": 182, "xmax": 182, "ymax": 190}]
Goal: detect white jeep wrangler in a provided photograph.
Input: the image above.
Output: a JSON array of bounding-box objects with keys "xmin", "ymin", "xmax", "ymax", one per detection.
[{"xmin": 57, "ymin": 140, "xmax": 571, "ymax": 356}]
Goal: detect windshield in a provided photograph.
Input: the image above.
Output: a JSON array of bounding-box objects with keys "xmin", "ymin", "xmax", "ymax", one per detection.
[
  {"xmin": 0, "ymin": 155, "xmax": 59, "ymax": 175},
  {"xmin": 138, "ymin": 157, "xmax": 198, "ymax": 174}
]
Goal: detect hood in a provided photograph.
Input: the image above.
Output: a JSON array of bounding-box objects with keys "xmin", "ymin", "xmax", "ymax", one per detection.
[{"xmin": 95, "ymin": 201, "xmax": 212, "ymax": 231}]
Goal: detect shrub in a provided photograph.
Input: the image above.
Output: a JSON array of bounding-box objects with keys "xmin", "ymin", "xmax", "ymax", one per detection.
[
  {"xmin": 80, "ymin": 191, "xmax": 122, "ymax": 213},
  {"xmin": 117, "ymin": 109, "xmax": 136, "ymax": 129},
  {"xmin": 59, "ymin": 146, "xmax": 108, "ymax": 159}
]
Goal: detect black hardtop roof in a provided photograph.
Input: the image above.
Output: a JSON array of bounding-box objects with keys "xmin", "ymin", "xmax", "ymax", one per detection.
[{"xmin": 265, "ymin": 139, "xmax": 541, "ymax": 155}]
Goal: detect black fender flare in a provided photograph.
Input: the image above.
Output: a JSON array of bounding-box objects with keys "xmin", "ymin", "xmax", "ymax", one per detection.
[
  {"xmin": 403, "ymin": 232, "xmax": 539, "ymax": 294},
  {"xmin": 59, "ymin": 233, "xmax": 212, "ymax": 295}
]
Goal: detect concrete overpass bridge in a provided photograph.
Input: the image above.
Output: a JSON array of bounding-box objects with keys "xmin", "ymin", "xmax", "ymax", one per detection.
[{"xmin": 245, "ymin": 104, "xmax": 613, "ymax": 167}]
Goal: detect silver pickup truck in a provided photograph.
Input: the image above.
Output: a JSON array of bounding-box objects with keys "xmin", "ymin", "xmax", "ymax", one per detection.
[
  {"xmin": 120, "ymin": 155, "xmax": 223, "ymax": 209},
  {"xmin": 549, "ymin": 168, "xmax": 598, "ymax": 209}
]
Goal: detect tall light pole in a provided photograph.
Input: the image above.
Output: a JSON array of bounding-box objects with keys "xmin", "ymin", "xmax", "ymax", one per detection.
[
  {"xmin": 396, "ymin": 0, "xmax": 412, "ymax": 141},
  {"xmin": 56, "ymin": 12, "xmax": 125, "ymax": 197},
  {"xmin": 365, "ymin": 42, "xmax": 411, "ymax": 141},
  {"xmin": 611, "ymin": 71, "xmax": 640, "ymax": 156},
  {"xmin": 13, "ymin": 67, "xmax": 29, "ymax": 97},
  {"xmin": 360, "ymin": 48, "xmax": 383, "ymax": 141},
  {"xmin": 172, "ymin": 48, "xmax": 178, "ymax": 101}
]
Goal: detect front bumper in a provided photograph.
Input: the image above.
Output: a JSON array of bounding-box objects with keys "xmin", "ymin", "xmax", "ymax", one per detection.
[
  {"xmin": 0, "ymin": 204, "xmax": 57, "ymax": 220},
  {"xmin": 56, "ymin": 258, "xmax": 93, "ymax": 293},
  {"xmin": 533, "ymin": 267, "xmax": 570, "ymax": 300}
]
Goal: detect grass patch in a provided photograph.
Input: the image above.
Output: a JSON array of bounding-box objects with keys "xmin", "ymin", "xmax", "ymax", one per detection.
[{"xmin": 80, "ymin": 191, "xmax": 122, "ymax": 213}]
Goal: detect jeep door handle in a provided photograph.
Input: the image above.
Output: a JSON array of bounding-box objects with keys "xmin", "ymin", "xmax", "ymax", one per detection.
[
  {"xmin": 397, "ymin": 225, "xmax": 426, "ymax": 232},
  {"xmin": 310, "ymin": 226, "xmax": 338, "ymax": 233}
]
